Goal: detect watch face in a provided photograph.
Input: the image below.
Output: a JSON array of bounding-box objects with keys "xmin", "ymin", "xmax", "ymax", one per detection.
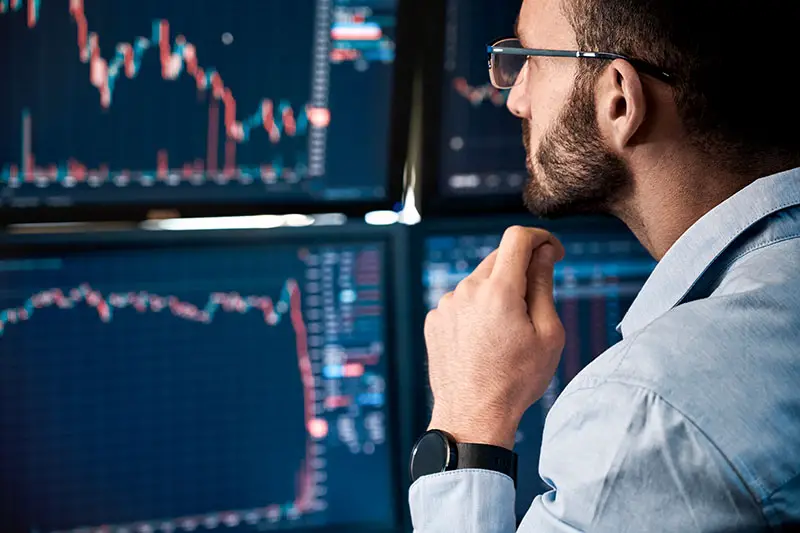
[{"xmin": 410, "ymin": 431, "xmax": 453, "ymax": 481}]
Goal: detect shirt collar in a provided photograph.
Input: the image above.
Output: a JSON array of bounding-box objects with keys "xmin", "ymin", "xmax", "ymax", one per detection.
[{"xmin": 619, "ymin": 167, "xmax": 800, "ymax": 337}]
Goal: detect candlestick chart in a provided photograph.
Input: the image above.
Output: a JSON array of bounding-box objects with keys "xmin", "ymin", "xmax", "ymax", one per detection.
[
  {"xmin": 422, "ymin": 224, "xmax": 656, "ymax": 519},
  {"xmin": 0, "ymin": 0, "xmax": 399, "ymax": 209},
  {"xmin": 0, "ymin": 237, "xmax": 395, "ymax": 532},
  {"xmin": 438, "ymin": 0, "xmax": 527, "ymax": 197}
]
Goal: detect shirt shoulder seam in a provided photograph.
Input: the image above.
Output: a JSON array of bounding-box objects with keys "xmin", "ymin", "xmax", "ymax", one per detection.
[
  {"xmin": 557, "ymin": 322, "xmax": 658, "ymax": 399},
  {"xmin": 558, "ymin": 376, "xmax": 769, "ymax": 522}
]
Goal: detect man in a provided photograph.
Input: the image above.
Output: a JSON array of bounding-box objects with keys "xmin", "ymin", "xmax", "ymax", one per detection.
[{"xmin": 408, "ymin": 0, "xmax": 800, "ymax": 531}]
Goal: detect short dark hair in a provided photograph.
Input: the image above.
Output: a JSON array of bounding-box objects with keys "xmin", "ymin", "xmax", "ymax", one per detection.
[{"xmin": 563, "ymin": 0, "xmax": 800, "ymax": 175}]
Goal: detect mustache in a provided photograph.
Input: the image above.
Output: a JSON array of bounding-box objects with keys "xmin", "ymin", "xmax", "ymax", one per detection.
[{"xmin": 522, "ymin": 121, "xmax": 531, "ymax": 149}]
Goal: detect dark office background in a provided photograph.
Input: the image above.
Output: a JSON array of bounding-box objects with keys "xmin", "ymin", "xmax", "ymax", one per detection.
[{"xmin": 0, "ymin": 0, "xmax": 654, "ymax": 532}]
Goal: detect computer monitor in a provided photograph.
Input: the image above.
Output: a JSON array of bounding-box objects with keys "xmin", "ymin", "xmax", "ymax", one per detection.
[
  {"xmin": 421, "ymin": 0, "xmax": 527, "ymax": 214},
  {"xmin": 0, "ymin": 225, "xmax": 406, "ymax": 533},
  {"xmin": 0, "ymin": 0, "xmax": 410, "ymax": 223},
  {"xmin": 417, "ymin": 216, "xmax": 656, "ymax": 519}
]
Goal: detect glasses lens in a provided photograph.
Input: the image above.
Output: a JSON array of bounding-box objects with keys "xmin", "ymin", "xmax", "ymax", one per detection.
[{"xmin": 490, "ymin": 38, "xmax": 526, "ymax": 89}]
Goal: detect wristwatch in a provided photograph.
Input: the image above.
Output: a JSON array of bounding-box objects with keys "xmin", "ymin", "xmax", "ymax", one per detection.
[{"xmin": 409, "ymin": 429, "xmax": 518, "ymax": 486}]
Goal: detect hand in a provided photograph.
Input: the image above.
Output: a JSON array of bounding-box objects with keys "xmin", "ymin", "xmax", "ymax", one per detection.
[{"xmin": 424, "ymin": 226, "xmax": 566, "ymax": 450}]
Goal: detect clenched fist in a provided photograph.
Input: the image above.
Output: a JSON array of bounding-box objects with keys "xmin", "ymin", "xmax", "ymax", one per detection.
[{"xmin": 424, "ymin": 226, "xmax": 566, "ymax": 450}]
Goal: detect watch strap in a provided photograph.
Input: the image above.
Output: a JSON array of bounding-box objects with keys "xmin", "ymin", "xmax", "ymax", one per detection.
[{"xmin": 455, "ymin": 442, "xmax": 518, "ymax": 487}]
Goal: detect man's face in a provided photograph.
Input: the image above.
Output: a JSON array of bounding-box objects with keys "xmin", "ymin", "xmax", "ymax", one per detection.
[{"xmin": 507, "ymin": 0, "xmax": 631, "ymax": 218}]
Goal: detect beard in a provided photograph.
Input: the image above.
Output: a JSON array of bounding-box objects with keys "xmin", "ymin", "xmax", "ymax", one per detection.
[{"xmin": 522, "ymin": 71, "xmax": 631, "ymax": 218}]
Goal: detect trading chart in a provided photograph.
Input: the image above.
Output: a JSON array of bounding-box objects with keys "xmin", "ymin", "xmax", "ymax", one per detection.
[
  {"xmin": 0, "ymin": 0, "xmax": 398, "ymax": 209},
  {"xmin": 438, "ymin": 0, "xmax": 526, "ymax": 197},
  {"xmin": 0, "ymin": 238, "xmax": 395, "ymax": 532},
  {"xmin": 422, "ymin": 227, "xmax": 656, "ymax": 518}
]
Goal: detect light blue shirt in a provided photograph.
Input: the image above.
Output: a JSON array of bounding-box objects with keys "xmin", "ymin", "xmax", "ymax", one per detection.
[{"xmin": 409, "ymin": 169, "xmax": 800, "ymax": 532}]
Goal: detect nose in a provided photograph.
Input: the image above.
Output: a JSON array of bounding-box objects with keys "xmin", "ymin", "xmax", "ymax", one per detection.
[{"xmin": 506, "ymin": 82, "xmax": 528, "ymax": 119}]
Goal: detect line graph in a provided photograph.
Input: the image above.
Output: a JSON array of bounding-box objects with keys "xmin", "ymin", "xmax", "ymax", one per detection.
[
  {"xmin": 441, "ymin": 73, "xmax": 524, "ymax": 195},
  {"xmin": 0, "ymin": 240, "xmax": 395, "ymax": 532},
  {"xmin": 0, "ymin": 281, "xmax": 298, "ymax": 334},
  {"xmin": 12, "ymin": 0, "xmax": 326, "ymax": 142},
  {"xmin": 0, "ymin": 0, "xmax": 399, "ymax": 207},
  {"xmin": 0, "ymin": 279, "xmax": 324, "ymax": 532},
  {"xmin": 437, "ymin": 0, "xmax": 530, "ymax": 196},
  {"xmin": 1, "ymin": 0, "xmax": 324, "ymax": 187},
  {"xmin": 452, "ymin": 77, "xmax": 509, "ymax": 107}
]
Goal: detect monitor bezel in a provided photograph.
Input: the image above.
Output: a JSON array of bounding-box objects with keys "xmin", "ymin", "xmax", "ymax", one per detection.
[
  {"xmin": 0, "ymin": 223, "xmax": 415, "ymax": 533},
  {"xmin": 418, "ymin": 0, "xmax": 531, "ymax": 217},
  {"xmin": 0, "ymin": 0, "xmax": 418, "ymax": 226}
]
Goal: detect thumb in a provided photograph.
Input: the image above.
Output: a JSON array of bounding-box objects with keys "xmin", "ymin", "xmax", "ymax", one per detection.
[{"xmin": 526, "ymin": 244, "xmax": 561, "ymax": 337}]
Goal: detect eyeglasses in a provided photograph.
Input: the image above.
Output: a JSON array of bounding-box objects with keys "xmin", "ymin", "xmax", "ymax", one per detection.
[{"xmin": 487, "ymin": 37, "xmax": 674, "ymax": 89}]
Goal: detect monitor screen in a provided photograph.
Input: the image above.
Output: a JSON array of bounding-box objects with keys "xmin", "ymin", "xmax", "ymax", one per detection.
[
  {"xmin": 0, "ymin": 231, "xmax": 397, "ymax": 532},
  {"xmin": 421, "ymin": 222, "xmax": 656, "ymax": 518},
  {"xmin": 0, "ymin": 0, "xmax": 400, "ymax": 211},
  {"xmin": 436, "ymin": 0, "xmax": 525, "ymax": 199}
]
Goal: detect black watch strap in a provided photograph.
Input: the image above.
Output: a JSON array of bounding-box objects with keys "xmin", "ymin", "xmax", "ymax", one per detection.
[
  {"xmin": 409, "ymin": 430, "xmax": 519, "ymax": 486},
  {"xmin": 455, "ymin": 442, "xmax": 518, "ymax": 487}
]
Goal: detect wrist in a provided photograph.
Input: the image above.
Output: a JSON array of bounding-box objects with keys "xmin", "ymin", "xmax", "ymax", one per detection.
[{"xmin": 428, "ymin": 410, "xmax": 519, "ymax": 451}]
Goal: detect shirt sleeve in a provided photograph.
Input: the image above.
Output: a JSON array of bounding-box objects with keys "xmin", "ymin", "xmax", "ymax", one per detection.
[
  {"xmin": 521, "ymin": 381, "xmax": 764, "ymax": 532},
  {"xmin": 409, "ymin": 468, "xmax": 517, "ymax": 533},
  {"xmin": 408, "ymin": 380, "xmax": 765, "ymax": 533}
]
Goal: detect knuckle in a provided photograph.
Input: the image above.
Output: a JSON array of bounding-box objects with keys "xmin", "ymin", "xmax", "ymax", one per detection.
[
  {"xmin": 434, "ymin": 291, "xmax": 454, "ymax": 312},
  {"xmin": 503, "ymin": 225, "xmax": 527, "ymax": 243},
  {"xmin": 538, "ymin": 320, "xmax": 566, "ymax": 347},
  {"xmin": 503, "ymin": 225, "xmax": 559, "ymax": 251},
  {"xmin": 477, "ymin": 279, "xmax": 499, "ymax": 300},
  {"xmin": 484, "ymin": 278, "xmax": 514, "ymax": 298},
  {"xmin": 439, "ymin": 290, "xmax": 454, "ymax": 305},
  {"xmin": 533, "ymin": 229, "xmax": 555, "ymax": 245},
  {"xmin": 454, "ymin": 277, "xmax": 478, "ymax": 296},
  {"xmin": 483, "ymin": 282, "xmax": 525, "ymax": 312}
]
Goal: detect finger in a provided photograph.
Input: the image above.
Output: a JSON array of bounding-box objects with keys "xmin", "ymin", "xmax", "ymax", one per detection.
[
  {"xmin": 491, "ymin": 226, "xmax": 556, "ymax": 295},
  {"xmin": 468, "ymin": 249, "xmax": 498, "ymax": 280},
  {"xmin": 526, "ymin": 244, "xmax": 563, "ymax": 342}
]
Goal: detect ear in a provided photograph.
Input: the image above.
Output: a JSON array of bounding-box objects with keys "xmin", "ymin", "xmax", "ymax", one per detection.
[{"xmin": 596, "ymin": 59, "xmax": 646, "ymax": 151}]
